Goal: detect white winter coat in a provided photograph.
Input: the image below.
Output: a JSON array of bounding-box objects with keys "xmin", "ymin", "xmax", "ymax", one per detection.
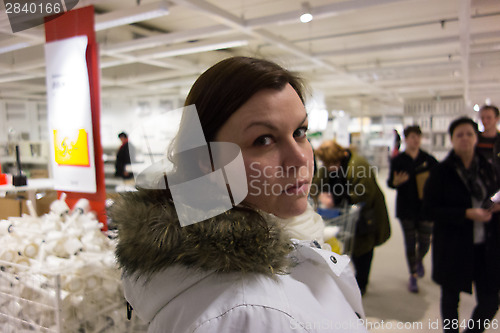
[{"xmin": 111, "ymin": 190, "xmax": 368, "ymax": 333}]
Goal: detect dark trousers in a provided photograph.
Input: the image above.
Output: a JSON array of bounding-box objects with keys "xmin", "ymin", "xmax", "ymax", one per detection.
[
  {"xmin": 352, "ymin": 249, "xmax": 374, "ymax": 295},
  {"xmin": 440, "ymin": 244, "xmax": 499, "ymax": 333},
  {"xmin": 400, "ymin": 218, "xmax": 433, "ymax": 274}
]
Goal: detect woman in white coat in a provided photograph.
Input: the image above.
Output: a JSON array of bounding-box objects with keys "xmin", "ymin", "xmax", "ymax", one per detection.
[{"xmin": 110, "ymin": 56, "xmax": 368, "ymax": 333}]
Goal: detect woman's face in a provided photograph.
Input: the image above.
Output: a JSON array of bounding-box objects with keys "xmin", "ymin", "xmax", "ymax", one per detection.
[
  {"xmin": 451, "ymin": 123, "xmax": 477, "ymax": 157},
  {"xmin": 215, "ymin": 84, "xmax": 314, "ymax": 218}
]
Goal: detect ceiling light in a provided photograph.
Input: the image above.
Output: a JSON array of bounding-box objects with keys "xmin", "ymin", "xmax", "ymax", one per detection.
[
  {"xmin": 300, "ymin": 2, "xmax": 313, "ymax": 23},
  {"xmin": 95, "ymin": 1, "xmax": 169, "ymax": 31},
  {"xmin": 0, "ymin": 41, "xmax": 30, "ymax": 54},
  {"xmin": 143, "ymin": 39, "xmax": 249, "ymax": 59},
  {"xmin": 473, "ymin": 104, "xmax": 480, "ymax": 112}
]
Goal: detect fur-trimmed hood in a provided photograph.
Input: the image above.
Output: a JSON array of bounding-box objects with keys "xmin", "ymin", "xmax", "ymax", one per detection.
[
  {"xmin": 109, "ymin": 189, "xmax": 296, "ymax": 278},
  {"xmin": 110, "ymin": 190, "xmax": 368, "ymax": 330}
]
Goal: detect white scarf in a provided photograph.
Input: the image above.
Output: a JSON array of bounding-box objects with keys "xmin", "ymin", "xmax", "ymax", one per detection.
[{"xmin": 263, "ymin": 203, "xmax": 328, "ymax": 249}]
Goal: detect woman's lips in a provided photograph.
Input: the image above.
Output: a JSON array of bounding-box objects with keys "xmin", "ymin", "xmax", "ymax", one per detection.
[{"xmin": 283, "ymin": 180, "xmax": 310, "ymax": 195}]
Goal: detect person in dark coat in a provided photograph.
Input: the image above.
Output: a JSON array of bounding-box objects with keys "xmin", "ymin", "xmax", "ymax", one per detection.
[
  {"xmin": 423, "ymin": 117, "xmax": 500, "ymax": 333},
  {"xmin": 387, "ymin": 125, "xmax": 438, "ymax": 293},
  {"xmin": 115, "ymin": 132, "xmax": 134, "ymax": 179},
  {"xmin": 477, "ymin": 104, "xmax": 499, "ymax": 164}
]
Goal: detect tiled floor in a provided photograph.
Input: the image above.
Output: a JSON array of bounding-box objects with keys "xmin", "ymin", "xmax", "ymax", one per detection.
[{"xmin": 362, "ymin": 168, "xmax": 500, "ymax": 333}]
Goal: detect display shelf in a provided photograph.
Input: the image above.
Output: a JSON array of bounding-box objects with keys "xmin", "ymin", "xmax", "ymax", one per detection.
[
  {"xmin": 1, "ymin": 156, "xmax": 49, "ymax": 165},
  {"xmin": 0, "ymin": 141, "xmax": 50, "ymax": 178},
  {"xmin": 404, "ymin": 98, "xmax": 470, "ymax": 160}
]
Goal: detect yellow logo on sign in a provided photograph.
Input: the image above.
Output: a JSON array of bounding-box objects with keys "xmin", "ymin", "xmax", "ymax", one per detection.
[{"xmin": 53, "ymin": 129, "xmax": 90, "ymax": 166}]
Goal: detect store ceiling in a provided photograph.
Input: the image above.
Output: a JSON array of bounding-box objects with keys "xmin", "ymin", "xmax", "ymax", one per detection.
[{"xmin": 0, "ymin": 0, "xmax": 499, "ymax": 117}]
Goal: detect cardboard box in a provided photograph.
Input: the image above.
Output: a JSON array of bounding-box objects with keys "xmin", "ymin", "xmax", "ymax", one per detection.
[
  {"xmin": 0, "ymin": 190, "xmax": 57, "ymax": 219},
  {"xmin": 36, "ymin": 190, "xmax": 58, "ymax": 216},
  {"xmin": 0, "ymin": 197, "xmax": 29, "ymax": 220},
  {"xmin": 29, "ymin": 169, "xmax": 49, "ymax": 179}
]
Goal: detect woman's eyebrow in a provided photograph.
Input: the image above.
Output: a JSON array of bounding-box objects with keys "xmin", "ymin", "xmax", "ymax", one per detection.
[
  {"xmin": 244, "ymin": 121, "xmax": 278, "ymax": 132},
  {"xmin": 244, "ymin": 113, "xmax": 308, "ymax": 131},
  {"xmin": 300, "ymin": 114, "xmax": 308, "ymax": 125}
]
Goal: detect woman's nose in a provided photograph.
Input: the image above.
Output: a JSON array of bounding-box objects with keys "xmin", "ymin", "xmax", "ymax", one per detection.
[{"xmin": 283, "ymin": 140, "xmax": 310, "ymax": 172}]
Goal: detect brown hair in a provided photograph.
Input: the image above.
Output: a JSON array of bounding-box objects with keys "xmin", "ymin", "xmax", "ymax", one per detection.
[
  {"xmin": 182, "ymin": 56, "xmax": 305, "ymax": 143},
  {"xmin": 315, "ymin": 140, "xmax": 347, "ymax": 167},
  {"xmin": 168, "ymin": 56, "xmax": 306, "ymax": 173}
]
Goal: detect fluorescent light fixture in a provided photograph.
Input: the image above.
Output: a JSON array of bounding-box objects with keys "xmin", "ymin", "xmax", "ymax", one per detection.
[
  {"xmin": 95, "ymin": 1, "xmax": 169, "ymax": 31},
  {"xmin": 0, "ymin": 41, "xmax": 30, "ymax": 54},
  {"xmin": 300, "ymin": 2, "xmax": 313, "ymax": 23},
  {"xmin": 143, "ymin": 39, "xmax": 249, "ymax": 59}
]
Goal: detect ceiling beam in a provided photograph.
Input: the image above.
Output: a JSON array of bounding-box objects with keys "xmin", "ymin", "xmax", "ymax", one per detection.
[
  {"xmin": 169, "ymin": 0, "xmax": 403, "ymax": 99},
  {"xmin": 246, "ymin": 0, "xmax": 413, "ymax": 28},
  {"xmin": 459, "ymin": 0, "xmax": 471, "ymax": 106}
]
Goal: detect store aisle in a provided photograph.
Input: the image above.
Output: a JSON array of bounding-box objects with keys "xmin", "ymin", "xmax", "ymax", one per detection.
[{"xmin": 362, "ymin": 168, "xmax": 500, "ymax": 333}]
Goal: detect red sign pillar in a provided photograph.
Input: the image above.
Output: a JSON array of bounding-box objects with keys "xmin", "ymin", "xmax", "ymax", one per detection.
[{"xmin": 45, "ymin": 6, "xmax": 107, "ymax": 229}]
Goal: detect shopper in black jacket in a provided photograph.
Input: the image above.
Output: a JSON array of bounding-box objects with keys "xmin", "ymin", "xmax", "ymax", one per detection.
[
  {"xmin": 423, "ymin": 117, "xmax": 500, "ymax": 333},
  {"xmin": 115, "ymin": 132, "xmax": 134, "ymax": 179},
  {"xmin": 388, "ymin": 125, "xmax": 438, "ymax": 293}
]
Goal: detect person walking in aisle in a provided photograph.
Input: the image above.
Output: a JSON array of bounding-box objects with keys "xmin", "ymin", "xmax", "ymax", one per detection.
[
  {"xmin": 110, "ymin": 57, "xmax": 367, "ymax": 333},
  {"xmin": 477, "ymin": 105, "xmax": 500, "ymax": 178},
  {"xmin": 423, "ymin": 117, "xmax": 500, "ymax": 333},
  {"xmin": 115, "ymin": 132, "xmax": 135, "ymax": 179},
  {"xmin": 391, "ymin": 129, "xmax": 402, "ymax": 159},
  {"xmin": 314, "ymin": 140, "xmax": 391, "ymax": 295},
  {"xmin": 387, "ymin": 125, "xmax": 438, "ymax": 293}
]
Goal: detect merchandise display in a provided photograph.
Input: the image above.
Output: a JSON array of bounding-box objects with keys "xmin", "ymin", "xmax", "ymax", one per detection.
[
  {"xmin": 0, "ymin": 194, "xmax": 134, "ymax": 332},
  {"xmin": 12, "ymin": 145, "xmax": 27, "ymax": 187}
]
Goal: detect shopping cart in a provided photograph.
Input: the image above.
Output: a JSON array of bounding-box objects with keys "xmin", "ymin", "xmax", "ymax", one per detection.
[{"xmin": 320, "ymin": 204, "xmax": 361, "ymax": 257}]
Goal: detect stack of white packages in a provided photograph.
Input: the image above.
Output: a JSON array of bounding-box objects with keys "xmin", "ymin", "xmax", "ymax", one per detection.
[{"xmin": 0, "ymin": 193, "xmax": 132, "ymax": 333}]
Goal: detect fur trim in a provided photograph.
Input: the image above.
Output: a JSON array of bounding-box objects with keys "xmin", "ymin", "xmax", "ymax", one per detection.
[{"xmin": 109, "ymin": 189, "xmax": 294, "ymax": 278}]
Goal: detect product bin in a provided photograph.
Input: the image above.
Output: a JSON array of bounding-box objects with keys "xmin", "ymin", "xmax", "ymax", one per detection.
[{"xmin": 0, "ymin": 258, "xmax": 146, "ymax": 332}]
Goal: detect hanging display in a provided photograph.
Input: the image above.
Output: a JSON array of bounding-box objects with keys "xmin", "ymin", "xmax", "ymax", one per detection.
[{"xmin": 45, "ymin": 36, "xmax": 96, "ymax": 193}]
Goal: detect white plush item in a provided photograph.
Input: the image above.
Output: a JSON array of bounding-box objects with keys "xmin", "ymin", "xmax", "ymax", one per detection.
[{"xmin": 0, "ymin": 193, "xmax": 131, "ymax": 332}]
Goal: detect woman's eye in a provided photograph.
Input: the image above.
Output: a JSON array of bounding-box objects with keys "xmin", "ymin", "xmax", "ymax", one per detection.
[
  {"xmin": 253, "ymin": 135, "xmax": 273, "ymax": 146},
  {"xmin": 293, "ymin": 127, "xmax": 308, "ymax": 139}
]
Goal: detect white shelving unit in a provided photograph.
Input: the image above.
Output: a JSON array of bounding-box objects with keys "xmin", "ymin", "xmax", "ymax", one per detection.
[{"xmin": 404, "ymin": 98, "xmax": 472, "ymax": 161}]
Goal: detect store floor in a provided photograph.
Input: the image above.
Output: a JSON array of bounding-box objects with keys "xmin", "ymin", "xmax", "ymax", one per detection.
[{"xmin": 363, "ymin": 168, "xmax": 500, "ymax": 333}]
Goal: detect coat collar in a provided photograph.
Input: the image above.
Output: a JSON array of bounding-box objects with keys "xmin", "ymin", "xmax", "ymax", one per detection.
[
  {"xmin": 110, "ymin": 189, "xmax": 294, "ymax": 278},
  {"xmin": 442, "ymin": 149, "xmax": 498, "ymax": 196}
]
